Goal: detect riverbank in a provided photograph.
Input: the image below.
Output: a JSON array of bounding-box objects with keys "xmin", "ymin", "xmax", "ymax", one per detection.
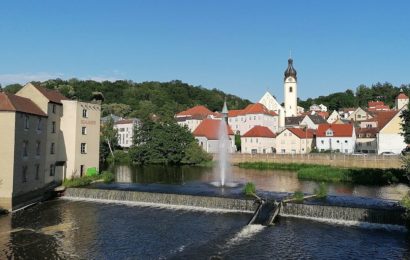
[
  {"xmin": 229, "ymin": 153, "xmax": 403, "ymax": 169},
  {"xmin": 238, "ymin": 162, "xmax": 408, "ymax": 185},
  {"xmin": 63, "ymin": 171, "xmax": 115, "ymax": 188}
]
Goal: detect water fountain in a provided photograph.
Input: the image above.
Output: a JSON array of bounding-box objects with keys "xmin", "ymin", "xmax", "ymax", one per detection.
[{"xmin": 210, "ymin": 100, "xmax": 238, "ymax": 188}]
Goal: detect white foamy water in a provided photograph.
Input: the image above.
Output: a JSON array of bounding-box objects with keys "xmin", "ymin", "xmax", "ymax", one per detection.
[
  {"xmin": 61, "ymin": 197, "xmax": 253, "ymax": 214},
  {"xmin": 225, "ymin": 224, "xmax": 265, "ymax": 247},
  {"xmin": 281, "ymin": 214, "xmax": 407, "ymax": 232}
]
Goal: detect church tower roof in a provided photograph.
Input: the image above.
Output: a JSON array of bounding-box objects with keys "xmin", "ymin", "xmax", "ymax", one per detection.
[{"xmin": 284, "ymin": 58, "xmax": 297, "ymax": 81}]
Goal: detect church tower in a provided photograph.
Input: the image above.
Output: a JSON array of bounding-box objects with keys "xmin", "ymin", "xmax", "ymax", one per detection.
[{"xmin": 284, "ymin": 58, "xmax": 297, "ymax": 117}]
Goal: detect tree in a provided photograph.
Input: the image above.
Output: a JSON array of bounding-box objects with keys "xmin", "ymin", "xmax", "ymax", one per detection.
[
  {"xmin": 130, "ymin": 120, "xmax": 209, "ymax": 165},
  {"xmin": 100, "ymin": 119, "xmax": 119, "ymax": 163}
]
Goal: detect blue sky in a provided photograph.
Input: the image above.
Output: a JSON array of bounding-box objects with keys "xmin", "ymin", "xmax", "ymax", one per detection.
[{"xmin": 0, "ymin": 1, "xmax": 409, "ymax": 102}]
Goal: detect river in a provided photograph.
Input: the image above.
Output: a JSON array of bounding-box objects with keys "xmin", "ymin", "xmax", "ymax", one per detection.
[{"xmin": 110, "ymin": 164, "xmax": 409, "ymax": 201}]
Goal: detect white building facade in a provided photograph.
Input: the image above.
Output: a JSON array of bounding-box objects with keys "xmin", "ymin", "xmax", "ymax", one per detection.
[{"xmin": 114, "ymin": 118, "xmax": 140, "ymax": 148}]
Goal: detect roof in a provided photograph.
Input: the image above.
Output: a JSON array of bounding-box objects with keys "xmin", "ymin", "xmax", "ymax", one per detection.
[
  {"xmin": 284, "ymin": 58, "xmax": 297, "ymax": 80},
  {"xmin": 101, "ymin": 114, "xmax": 123, "ymax": 123},
  {"xmin": 317, "ymin": 124, "xmax": 354, "ymax": 137},
  {"xmin": 307, "ymin": 114, "xmax": 327, "ymax": 124},
  {"xmin": 176, "ymin": 105, "xmax": 215, "ymax": 119},
  {"xmin": 115, "ymin": 118, "xmax": 140, "ymax": 125},
  {"xmin": 242, "ymin": 126, "xmax": 276, "ymax": 138},
  {"xmin": 192, "ymin": 119, "xmax": 234, "ymax": 140},
  {"xmin": 0, "ymin": 92, "xmax": 47, "ymax": 116},
  {"xmin": 356, "ymin": 127, "xmax": 378, "ymax": 138},
  {"xmin": 285, "ymin": 116, "xmax": 304, "ymax": 126},
  {"xmin": 368, "ymin": 101, "xmax": 385, "ymax": 107},
  {"xmin": 396, "ymin": 92, "xmax": 409, "ymax": 100},
  {"xmin": 371, "ymin": 110, "xmax": 399, "ymax": 130},
  {"xmin": 228, "ymin": 109, "xmax": 242, "ymax": 117},
  {"xmin": 285, "ymin": 128, "xmax": 314, "ymax": 139},
  {"xmin": 239, "ymin": 103, "xmax": 278, "ymax": 116},
  {"xmin": 32, "ymin": 84, "xmax": 68, "ymax": 104}
]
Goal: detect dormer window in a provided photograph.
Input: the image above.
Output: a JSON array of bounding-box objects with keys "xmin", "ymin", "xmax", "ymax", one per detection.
[{"xmin": 326, "ymin": 129, "xmax": 333, "ymax": 137}]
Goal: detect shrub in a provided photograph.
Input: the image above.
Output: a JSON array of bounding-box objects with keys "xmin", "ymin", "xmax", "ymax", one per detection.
[
  {"xmin": 400, "ymin": 192, "xmax": 410, "ymax": 230},
  {"xmin": 181, "ymin": 142, "xmax": 213, "ymax": 165},
  {"xmin": 243, "ymin": 182, "xmax": 256, "ymax": 196},
  {"xmin": 107, "ymin": 150, "xmax": 132, "ymax": 164},
  {"xmin": 314, "ymin": 183, "xmax": 328, "ymax": 199},
  {"xmin": 101, "ymin": 171, "xmax": 115, "ymax": 183},
  {"xmin": 292, "ymin": 191, "xmax": 305, "ymax": 202}
]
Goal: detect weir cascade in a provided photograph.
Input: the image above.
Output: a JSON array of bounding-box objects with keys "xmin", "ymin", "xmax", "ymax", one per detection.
[{"xmin": 63, "ymin": 188, "xmax": 406, "ymax": 228}]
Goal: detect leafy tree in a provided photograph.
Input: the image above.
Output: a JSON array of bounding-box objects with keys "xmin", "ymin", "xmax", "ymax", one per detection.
[
  {"xmin": 235, "ymin": 134, "xmax": 241, "ymax": 152},
  {"xmin": 101, "ymin": 103, "xmax": 132, "ymax": 117},
  {"xmin": 130, "ymin": 120, "xmax": 209, "ymax": 165},
  {"xmin": 181, "ymin": 142, "xmax": 212, "ymax": 164},
  {"xmin": 3, "ymin": 84, "xmax": 23, "ymax": 93},
  {"xmin": 100, "ymin": 119, "xmax": 119, "ymax": 163}
]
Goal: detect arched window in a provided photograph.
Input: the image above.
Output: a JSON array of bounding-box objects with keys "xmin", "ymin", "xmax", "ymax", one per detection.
[{"xmin": 289, "ymin": 86, "xmax": 293, "ymax": 93}]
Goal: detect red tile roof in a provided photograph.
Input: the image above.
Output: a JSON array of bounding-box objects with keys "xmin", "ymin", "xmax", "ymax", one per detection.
[
  {"xmin": 368, "ymin": 101, "xmax": 385, "ymax": 107},
  {"xmin": 192, "ymin": 119, "xmax": 234, "ymax": 140},
  {"xmin": 242, "ymin": 126, "xmax": 276, "ymax": 138},
  {"xmin": 396, "ymin": 92, "xmax": 409, "ymax": 100},
  {"xmin": 228, "ymin": 109, "xmax": 242, "ymax": 117},
  {"xmin": 176, "ymin": 105, "xmax": 215, "ymax": 119},
  {"xmin": 33, "ymin": 84, "xmax": 68, "ymax": 104},
  {"xmin": 239, "ymin": 103, "xmax": 277, "ymax": 116},
  {"xmin": 317, "ymin": 124, "xmax": 354, "ymax": 137},
  {"xmin": 286, "ymin": 128, "xmax": 314, "ymax": 139},
  {"xmin": 372, "ymin": 110, "xmax": 399, "ymax": 130},
  {"xmin": 0, "ymin": 92, "xmax": 47, "ymax": 116}
]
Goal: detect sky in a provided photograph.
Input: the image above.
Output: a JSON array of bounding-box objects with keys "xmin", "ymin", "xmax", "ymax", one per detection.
[{"xmin": 0, "ymin": 1, "xmax": 409, "ymax": 102}]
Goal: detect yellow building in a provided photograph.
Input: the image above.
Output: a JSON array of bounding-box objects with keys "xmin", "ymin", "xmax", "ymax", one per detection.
[
  {"xmin": 0, "ymin": 93, "xmax": 47, "ymax": 210},
  {"xmin": 0, "ymin": 83, "xmax": 101, "ymax": 210}
]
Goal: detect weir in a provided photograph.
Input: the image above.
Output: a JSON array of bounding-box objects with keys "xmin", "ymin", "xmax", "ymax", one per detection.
[{"xmin": 63, "ymin": 188, "xmax": 406, "ymax": 228}]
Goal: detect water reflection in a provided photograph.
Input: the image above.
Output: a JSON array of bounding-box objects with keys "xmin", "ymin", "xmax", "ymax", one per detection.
[{"xmin": 111, "ymin": 164, "xmax": 410, "ymax": 201}]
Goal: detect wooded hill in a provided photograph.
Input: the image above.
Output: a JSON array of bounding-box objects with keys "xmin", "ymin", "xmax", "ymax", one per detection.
[
  {"xmin": 2, "ymin": 79, "xmax": 251, "ymax": 121},
  {"xmin": 2, "ymin": 80, "xmax": 409, "ymax": 119}
]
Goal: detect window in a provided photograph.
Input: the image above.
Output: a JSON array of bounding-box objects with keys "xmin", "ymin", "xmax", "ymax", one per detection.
[
  {"xmin": 37, "ymin": 117, "xmax": 42, "ymax": 131},
  {"xmin": 321, "ymin": 140, "xmax": 324, "ymax": 144},
  {"xmin": 82, "ymin": 109, "xmax": 88, "ymax": 118},
  {"xmin": 337, "ymin": 140, "xmax": 340, "ymax": 143},
  {"xmin": 24, "ymin": 115, "xmax": 29, "ymax": 129},
  {"xmin": 35, "ymin": 164, "xmax": 40, "ymax": 180},
  {"xmin": 50, "ymin": 143, "xmax": 55, "ymax": 154},
  {"xmin": 36, "ymin": 141, "xmax": 41, "ymax": 156},
  {"xmin": 82, "ymin": 127, "xmax": 87, "ymax": 135},
  {"xmin": 119, "ymin": 128, "xmax": 125, "ymax": 132},
  {"xmin": 52, "ymin": 121, "xmax": 56, "ymax": 133},
  {"xmin": 81, "ymin": 143, "xmax": 87, "ymax": 154},
  {"xmin": 345, "ymin": 140, "xmax": 348, "ymax": 143},
  {"xmin": 49, "ymin": 164, "xmax": 55, "ymax": 176},
  {"xmin": 326, "ymin": 130, "xmax": 333, "ymax": 137},
  {"xmin": 22, "ymin": 166, "xmax": 27, "ymax": 183},
  {"xmin": 289, "ymin": 87, "xmax": 293, "ymax": 93},
  {"xmin": 23, "ymin": 141, "xmax": 28, "ymax": 158},
  {"xmin": 52, "ymin": 104, "xmax": 56, "ymax": 113},
  {"xmin": 80, "ymin": 165, "xmax": 85, "ymax": 177}
]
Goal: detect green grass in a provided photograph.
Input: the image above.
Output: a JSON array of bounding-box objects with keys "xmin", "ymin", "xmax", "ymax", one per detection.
[
  {"xmin": 292, "ymin": 191, "xmax": 305, "ymax": 202},
  {"xmin": 243, "ymin": 182, "xmax": 256, "ymax": 196},
  {"xmin": 63, "ymin": 171, "xmax": 115, "ymax": 188},
  {"xmin": 314, "ymin": 183, "xmax": 328, "ymax": 198},
  {"xmin": 238, "ymin": 162, "xmax": 407, "ymax": 185}
]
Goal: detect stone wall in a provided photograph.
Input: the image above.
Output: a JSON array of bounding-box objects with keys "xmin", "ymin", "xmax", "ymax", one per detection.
[{"xmin": 227, "ymin": 153, "xmax": 402, "ymax": 169}]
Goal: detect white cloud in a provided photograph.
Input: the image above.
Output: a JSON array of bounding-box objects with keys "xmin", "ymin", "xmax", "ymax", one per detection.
[
  {"xmin": 0, "ymin": 72, "xmax": 64, "ymax": 85},
  {"xmin": 0, "ymin": 72, "xmax": 125, "ymax": 85}
]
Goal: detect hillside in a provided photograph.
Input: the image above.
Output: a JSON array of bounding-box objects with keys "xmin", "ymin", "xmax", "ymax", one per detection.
[{"xmin": 2, "ymin": 79, "xmax": 251, "ymax": 120}]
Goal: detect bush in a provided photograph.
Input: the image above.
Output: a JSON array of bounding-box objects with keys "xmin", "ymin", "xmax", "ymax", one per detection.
[
  {"xmin": 314, "ymin": 183, "xmax": 328, "ymax": 199},
  {"xmin": 63, "ymin": 171, "xmax": 115, "ymax": 187},
  {"xmin": 107, "ymin": 150, "xmax": 132, "ymax": 164},
  {"xmin": 181, "ymin": 142, "xmax": 213, "ymax": 165},
  {"xmin": 292, "ymin": 191, "xmax": 305, "ymax": 202},
  {"xmin": 101, "ymin": 171, "xmax": 115, "ymax": 183},
  {"xmin": 243, "ymin": 182, "xmax": 256, "ymax": 196},
  {"xmin": 400, "ymin": 192, "xmax": 410, "ymax": 230}
]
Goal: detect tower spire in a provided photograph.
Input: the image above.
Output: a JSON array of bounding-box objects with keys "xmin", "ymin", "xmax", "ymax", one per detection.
[{"xmin": 284, "ymin": 57, "xmax": 297, "ymax": 81}]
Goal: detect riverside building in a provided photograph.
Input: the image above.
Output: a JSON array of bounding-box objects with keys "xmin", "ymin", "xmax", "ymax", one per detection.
[{"xmin": 0, "ymin": 83, "xmax": 101, "ymax": 211}]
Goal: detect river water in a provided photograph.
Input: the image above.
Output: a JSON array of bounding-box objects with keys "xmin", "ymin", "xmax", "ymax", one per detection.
[
  {"xmin": 111, "ymin": 164, "xmax": 409, "ymax": 201},
  {"xmin": 1, "ymin": 199, "xmax": 409, "ymax": 259}
]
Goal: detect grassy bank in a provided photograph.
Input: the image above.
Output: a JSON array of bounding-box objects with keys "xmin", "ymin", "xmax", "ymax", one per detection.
[
  {"xmin": 238, "ymin": 162, "xmax": 407, "ymax": 185},
  {"xmin": 63, "ymin": 171, "xmax": 115, "ymax": 188}
]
